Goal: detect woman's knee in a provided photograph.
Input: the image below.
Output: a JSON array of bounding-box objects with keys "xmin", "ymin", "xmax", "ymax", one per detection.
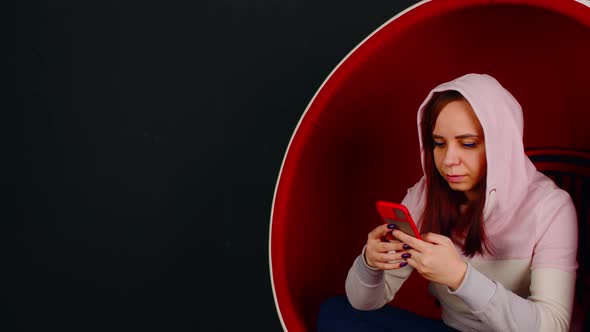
[
  {"xmin": 318, "ymin": 295, "xmax": 350, "ymax": 317},
  {"xmin": 321, "ymin": 295, "xmax": 349, "ymax": 309},
  {"xmin": 317, "ymin": 295, "xmax": 354, "ymax": 329}
]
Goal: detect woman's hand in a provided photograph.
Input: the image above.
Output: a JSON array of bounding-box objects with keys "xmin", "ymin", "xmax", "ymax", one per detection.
[
  {"xmin": 391, "ymin": 230, "xmax": 467, "ymax": 290},
  {"xmin": 365, "ymin": 224, "xmax": 412, "ymax": 270}
]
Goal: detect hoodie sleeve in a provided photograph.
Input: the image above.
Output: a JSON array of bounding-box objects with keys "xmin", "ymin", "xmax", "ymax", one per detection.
[
  {"xmin": 345, "ymin": 178, "xmax": 425, "ymax": 310},
  {"xmin": 345, "ymin": 246, "xmax": 414, "ymax": 310},
  {"xmin": 449, "ymin": 190, "xmax": 578, "ymax": 331},
  {"xmin": 450, "ymin": 264, "xmax": 575, "ymax": 332}
]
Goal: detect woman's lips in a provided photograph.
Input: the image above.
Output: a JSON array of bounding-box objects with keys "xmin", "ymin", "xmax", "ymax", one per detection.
[{"xmin": 446, "ymin": 175, "xmax": 466, "ymax": 183}]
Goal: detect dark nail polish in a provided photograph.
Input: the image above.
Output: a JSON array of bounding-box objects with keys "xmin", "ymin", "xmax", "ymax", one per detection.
[
  {"xmin": 402, "ymin": 253, "xmax": 411, "ymax": 259},
  {"xmin": 402, "ymin": 244, "xmax": 411, "ymax": 250},
  {"xmin": 387, "ymin": 224, "xmax": 397, "ymax": 229},
  {"xmin": 399, "ymin": 261, "xmax": 408, "ymax": 268}
]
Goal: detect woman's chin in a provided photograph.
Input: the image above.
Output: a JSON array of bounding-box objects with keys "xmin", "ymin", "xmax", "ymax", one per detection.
[{"xmin": 447, "ymin": 182, "xmax": 471, "ymax": 192}]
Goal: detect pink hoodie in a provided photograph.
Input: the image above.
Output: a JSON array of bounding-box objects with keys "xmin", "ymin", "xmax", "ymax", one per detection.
[{"xmin": 345, "ymin": 74, "xmax": 578, "ymax": 331}]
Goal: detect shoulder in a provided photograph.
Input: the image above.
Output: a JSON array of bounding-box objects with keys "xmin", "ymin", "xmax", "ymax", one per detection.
[
  {"xmin": 527, "ymin": 173, "xmax": 578, "ymax": 271},
  {"xmin": 527, "ymin": 172, "xmax": 576, "ymax": 221},
  {"xmin": 508, "ymin": 171, "xmax": 577, "ymax": 245}
]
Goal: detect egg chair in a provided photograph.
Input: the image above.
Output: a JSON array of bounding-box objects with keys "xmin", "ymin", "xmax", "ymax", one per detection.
[{"xmin": 269, "ymin": 0, "xmax": 590, "ymax": 331}]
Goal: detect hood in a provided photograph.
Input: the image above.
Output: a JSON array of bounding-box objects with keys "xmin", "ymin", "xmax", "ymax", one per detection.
[{"xmin": 416, "ymin": 73, "xmax": 537, "ymax": 224}]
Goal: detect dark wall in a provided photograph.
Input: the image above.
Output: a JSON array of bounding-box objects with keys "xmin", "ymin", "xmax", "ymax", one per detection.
[{"xmin": 12, "ymin": 1, "xmax": 419, "ymax": 331}]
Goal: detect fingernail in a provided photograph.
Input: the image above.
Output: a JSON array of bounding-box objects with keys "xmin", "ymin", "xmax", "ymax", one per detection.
[
  {"xmin": 402, "ymin": 253, "xmax": 411, "ymax": 259},
  {"xmin": 399, "ymin": 261, "xmax": 408, "ymax": 268},
  {"xmin": 402, "ymin": 244, "xmax": 411, "ymax": 250},
  {"xmin": 387, "ymin": 224, "xmax": 397, "ymax": 229}
]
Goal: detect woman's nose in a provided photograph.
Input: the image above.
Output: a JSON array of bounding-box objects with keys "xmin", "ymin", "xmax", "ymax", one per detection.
[{"xmin": 443, "ymin": 145, "xmax": 460, "ymax": 166}]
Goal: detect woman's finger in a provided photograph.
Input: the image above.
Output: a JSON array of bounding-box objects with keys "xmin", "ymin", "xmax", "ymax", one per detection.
[
  {"xmin": 374, "ymin": 259, "xmax": 408, "ymax": 270},
  {"xmin": 368, "ymin": 224, "xmax": 392, "ymax": 240},
  {"xmin": 403, "ymin": 249, "xmax": 422, "ymax": 263},
  {"xmin": 376, "ymin": 240, "xmax": 406, "ymax": 253},
  {"xmin": 421, "ymin": 232, "xmax": 453, "ymax": 246},
  {"xmin": 391, "ymin": 230, "xmax": 430, "ymax": 252},
  {"xmin": 404, "ymin": 257, "xmax": 419, "ymax": 269},
  {"xmin": 372, "ymin": 251, "xmax": 407, "ymax": 263},
  {"xmin": 372, "ymin": 261, "xmax": 407, "ymax": 270}
]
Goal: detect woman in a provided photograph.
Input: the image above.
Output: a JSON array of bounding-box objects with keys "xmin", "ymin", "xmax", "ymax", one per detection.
[{"xmin": 317, "ymin": 74, "xmax": 578, "ymax": 331}]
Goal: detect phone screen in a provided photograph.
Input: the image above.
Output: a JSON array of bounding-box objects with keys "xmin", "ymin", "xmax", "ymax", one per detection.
[{"xmin": 384, "ymin": 217, "xmax": 417, "ymax": 238}]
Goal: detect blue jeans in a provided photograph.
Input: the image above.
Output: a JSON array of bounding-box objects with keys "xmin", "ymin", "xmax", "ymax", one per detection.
[{"xmin": 317, "ymin": 296, "xmax": 458, "ymax": 332}]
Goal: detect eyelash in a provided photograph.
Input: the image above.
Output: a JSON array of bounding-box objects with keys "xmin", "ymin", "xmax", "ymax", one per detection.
[{"xmin": 433, "ymin": 142, "xmax": 477, "ymax": 149}]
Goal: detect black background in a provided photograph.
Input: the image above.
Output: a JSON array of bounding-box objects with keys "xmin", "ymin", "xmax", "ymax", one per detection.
[{"xmin": 12, "ymin": 1, "xmax": 419, "ymax": 331}]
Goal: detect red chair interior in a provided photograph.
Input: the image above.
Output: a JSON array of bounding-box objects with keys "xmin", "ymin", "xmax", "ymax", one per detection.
[{"xmin": 270, "ymin": 1, "xmax": 590, "ymax": 331}]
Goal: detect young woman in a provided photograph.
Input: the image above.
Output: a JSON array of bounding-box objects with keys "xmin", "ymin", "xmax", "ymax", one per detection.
[{"xmin": 317, "ymin": 74, "xmax": 578, "ymax": 331}]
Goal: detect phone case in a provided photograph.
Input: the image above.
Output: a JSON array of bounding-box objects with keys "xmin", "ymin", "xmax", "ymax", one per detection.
[{"xmin": 376, "ymin": 201, "xmax": 422, "ymax": 240}]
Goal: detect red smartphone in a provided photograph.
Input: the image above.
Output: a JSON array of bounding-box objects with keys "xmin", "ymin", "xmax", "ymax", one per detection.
[{"xmin": 376, "ymin": 201, "xmax": 422, "ymax": 240}]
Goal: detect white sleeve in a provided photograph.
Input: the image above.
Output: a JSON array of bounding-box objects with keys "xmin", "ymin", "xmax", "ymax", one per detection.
[
  {"xmin": 528, "ymin": 268, "xmax": 576, "ymax": 332},
  {"xmin": 450, "ymin": 264, "xmax": 575, "ymax": 332}
]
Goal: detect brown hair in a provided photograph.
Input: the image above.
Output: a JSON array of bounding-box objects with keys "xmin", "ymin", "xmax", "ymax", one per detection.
[{"xmin": 419, "ymin": 90, "xmax": 493, "ymax": 257}]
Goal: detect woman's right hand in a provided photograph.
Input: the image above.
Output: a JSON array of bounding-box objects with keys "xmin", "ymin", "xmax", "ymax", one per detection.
[{"xmin": 365, "ymin": 224, "xmax": 411, "ymax": 270}]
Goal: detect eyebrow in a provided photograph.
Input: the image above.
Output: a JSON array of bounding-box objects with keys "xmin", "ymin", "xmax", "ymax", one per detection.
[{"xmin": 432, "ymin": 134, "xmax": 481, "ymax": 139}]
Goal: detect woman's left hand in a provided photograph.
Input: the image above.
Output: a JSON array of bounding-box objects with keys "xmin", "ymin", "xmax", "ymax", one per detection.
[{"xmin": 392, "ymin": 230, "xmax": 467, "ymax": 290}]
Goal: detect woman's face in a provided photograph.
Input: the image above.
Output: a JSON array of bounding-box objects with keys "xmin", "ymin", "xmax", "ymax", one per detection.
[{"xmin": 432, "ymin": 99, "xmax": 486, "ymax": 201}]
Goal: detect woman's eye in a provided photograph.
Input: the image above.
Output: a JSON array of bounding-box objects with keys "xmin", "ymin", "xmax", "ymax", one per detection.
[
  {"xmin": 434, "ymin": 141, "xmax": 445, "ymax": 148},
  {"xmin": 463, "ymin": 142, "xmax": 477, "ymax": 148}
]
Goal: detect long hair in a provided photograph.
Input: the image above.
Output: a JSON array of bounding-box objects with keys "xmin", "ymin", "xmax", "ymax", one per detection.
[{"xmin": 419, "ymin": 90, "xmax": 493, "ymax": 257}]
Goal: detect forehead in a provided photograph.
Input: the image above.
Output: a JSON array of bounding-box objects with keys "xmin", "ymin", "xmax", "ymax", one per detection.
[{"xmin": 433, "ymin": 100, "xmax": 483, "ymax": 135}]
